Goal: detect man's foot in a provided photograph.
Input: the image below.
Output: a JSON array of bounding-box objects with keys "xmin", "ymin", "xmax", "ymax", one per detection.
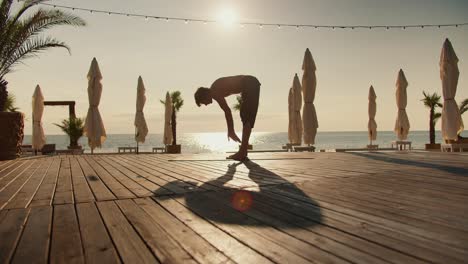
[{"xmin": 227, "ymin": 151, "xmax": 248, "ymax": 161}]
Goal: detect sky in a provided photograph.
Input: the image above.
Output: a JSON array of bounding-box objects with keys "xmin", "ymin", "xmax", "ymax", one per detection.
[{"xmin": 7, "ymin": 0, "xmax": 468, "ymax": 135}]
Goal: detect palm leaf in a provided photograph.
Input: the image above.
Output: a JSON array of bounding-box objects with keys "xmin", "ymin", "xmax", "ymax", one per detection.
[
  {"xmin": 460, "ymin": 98, "xmax": 468, "ymax": 115},
  {"xmin": 433, "ymin": 112, "xmax": 442, "ymax": 125}
]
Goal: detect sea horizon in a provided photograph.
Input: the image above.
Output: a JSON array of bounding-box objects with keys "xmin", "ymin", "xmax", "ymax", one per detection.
[{"xmin": 22, "ymin": 130, "xmax": 465, "ymax": 154}]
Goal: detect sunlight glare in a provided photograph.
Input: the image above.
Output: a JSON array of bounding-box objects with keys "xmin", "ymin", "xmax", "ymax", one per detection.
[{"xmin": 217, "ymin": 8, "xmax": 237, "ymax": 27}]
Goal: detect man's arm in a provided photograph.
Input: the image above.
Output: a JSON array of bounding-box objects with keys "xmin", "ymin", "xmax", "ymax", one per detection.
[{"xmin": 216, "ymin": 98, "xmax": 241, "ymax": 142}]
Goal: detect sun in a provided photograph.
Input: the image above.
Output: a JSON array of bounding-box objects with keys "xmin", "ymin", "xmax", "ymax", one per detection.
[{"xmin": 217, "ymin": 8, "xmax": 237, "ymax": 27}]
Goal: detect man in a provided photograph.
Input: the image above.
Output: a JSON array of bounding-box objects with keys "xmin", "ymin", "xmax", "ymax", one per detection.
[{"xmin": 195, "ymin": 75, "xmax": 261, "ymax": 161}]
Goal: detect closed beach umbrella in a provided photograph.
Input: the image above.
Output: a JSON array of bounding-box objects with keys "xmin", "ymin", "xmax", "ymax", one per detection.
[
  {"xmin": 135, "ymin": 76, "xmax": 148, "ymax": 143},
  {"xmin": 394, "ymin": 69, "xmax": 410, "ymax": 140},
  {"xmin": 368, "ymin": 85, "xmax": 377, "ymax": 143},
  {"xmin": 440, "ymin": 38, "xmax": 463, "ymax": 140},
  {"xmin": 32, "ymin": 85, "xmax": 46, "ymax": 151},
  {"xmin": 288, "ymin": 87, "xmax": 294, "ymax": 143},
  {"xmin": 292, "ymin": 74, "xmax": 302, "ymax": 144},
  {"xmin": 302, "ymin": 48, "xmax": 318, "ymax": 145},
  {"xmin": 83, "ymin": 58, "xmax": 106, "ymax": 152},
  {"xmin": 163, "ymin": 92, "xmax": 173, "ymax": 145}
]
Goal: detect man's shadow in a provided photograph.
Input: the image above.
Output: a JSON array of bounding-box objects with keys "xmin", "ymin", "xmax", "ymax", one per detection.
[{"xmin": 154, "ymin": 160, "xmax": 322, "ymax": 228}]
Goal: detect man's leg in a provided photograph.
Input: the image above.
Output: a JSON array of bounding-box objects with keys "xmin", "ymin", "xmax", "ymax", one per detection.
[{"xmin": 228, "ymin": 122, "xmax": 252, "ymax": 161}]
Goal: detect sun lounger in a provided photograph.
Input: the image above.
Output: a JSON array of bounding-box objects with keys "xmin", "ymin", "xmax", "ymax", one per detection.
[
  {"xmin": 41, "ymin": 144, "xmax": 56, "ymax": 155},
  {"xmin": 282, "ymin": 143, "xmax": 300, "ymax": 151},
  {"xmin": 293, "ymin": 146, "xmax": 315, "ymax": 152},
  {"xmin": 441, "ymin": 143, "xmax": 468, "ymax": 152},
  {"xmin": 152, "ymin": 147, "xmax": 166, "ymax": 153},
  {"xmin": 118, "ymin": 146, "xmax": 137, "ymax": 153},
  {"xmin": 391, "ymin": 141, "xmax": 412, "ymax": 150}
]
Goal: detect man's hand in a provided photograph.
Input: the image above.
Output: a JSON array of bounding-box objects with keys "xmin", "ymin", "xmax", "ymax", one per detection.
[{"xmin": 228, "ymin": 130, "xmax": 241, "ymax": 143}]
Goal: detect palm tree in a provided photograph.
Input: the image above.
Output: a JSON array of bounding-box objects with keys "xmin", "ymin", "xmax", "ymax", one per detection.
[
  {"xmin": 232, "ymin": 95, "xmax": 242, "ymax": 112},
  {"xmin": 0, "ymin": 0, "xmax": 86, "ymax": 110},
  {"xmin": 54, "ymin": 117, "xmax": 84, "ymax": 148},
  {"xmin": 160, "ymin": 91, "xmax": 184, "ymax": 145},
  {"xmin": 421, "ymin": 91, "xmax": 442, "ymax": 144},
  {"xmin": 460, "ymin": 98, "xmax": 468, "ymax": 116},
  {"xmin": 2, "ymin": 93, "xmax": 18, "ymax": 112}
]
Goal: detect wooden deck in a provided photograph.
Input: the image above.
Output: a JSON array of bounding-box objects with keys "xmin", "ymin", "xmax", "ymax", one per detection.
[{"xmin": 0, "ymin": 151, "xmax": 467, "ymax": 263}]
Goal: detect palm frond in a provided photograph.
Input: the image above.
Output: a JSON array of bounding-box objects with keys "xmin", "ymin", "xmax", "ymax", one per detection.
[
  {"xmin": 170, "ymin": 91, "xmax": 184, "ymax": 112},
  {"xmin": 4, "ymin": 93, "xmax": 18, "ymax": 111},
  {"xmin": 421, "ymin": 91, "xmax": 442, "ymax": 109},
  {"xmin": 460, "ymin": 98, "xmax": 468, "ymax": 115},
  {"xmin": 433, "ymin": 112, "xmax": 442, "ymax": 125},
  {"xmin": 232, "ymin": 95, "xmax": 242, "ymax": 111},
  {"xmin": 1, "ymin": 36, "xmax": 69, "ymax": 76}
]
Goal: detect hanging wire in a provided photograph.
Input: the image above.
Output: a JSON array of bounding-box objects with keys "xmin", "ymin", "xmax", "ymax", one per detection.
[{"xmin": 37, "ymin": 3, "xmax": 468, "ymax": 30}]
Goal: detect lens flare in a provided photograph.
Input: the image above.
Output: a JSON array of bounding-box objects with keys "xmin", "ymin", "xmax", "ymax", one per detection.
[{"xmin": 231, "ymin": 190, "xmax": 253, "ymax": 211}]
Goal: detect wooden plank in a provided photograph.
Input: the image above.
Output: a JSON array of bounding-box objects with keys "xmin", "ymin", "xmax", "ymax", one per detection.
[
  {"xmin": 107, "ymin": 156, "xmax": 187, "ymax": 195},
  {"xmin": 100, "ymin": 156, "xmax": 171, "ymax": 196},
  {"xmin": 30, "ymin": 158, "xmax": 61, "ymax": 207},
  {"xmin": 134, "ymin": 198, "xmax": 233, "ymax": 263},
  {"xmin": 0, "ymin": 160, "xmax": 26, "ymax": 180},
  {"xmin": 261, "ymin": 186, "xmax": 466, "ymax": 263},
  {"xmin": 76, "ymin": 202, "xmax": 120, "ymax": 264},
  {"xmin": 116, "ymin": 199, "xmax": 197, "ymax": 263},
  {"xmin": 97, "ymin": 201, "xmax": 158, "ymax": 264},
  {"xmin": 4, "ymin": 158, "xmax": 53, "ymax": 209},
  {"xmin": 84, "ymin": 156, "xmax": 135, "ymax": 199},
  {"xmin": 155, "ymin": 197, "xmax": 273, "ymax": 264},
  {"xmin": 93, "ymin": 156, "xmax": 152, "ymax": 197},
  {"xmin": 70, "ymin": 157, "xmax": 95, "ymax": 203},
  {"xmin": 77, "ymin": 157, "xmax": 115, "ymax": 201},
  {"xmin": 0, "ymin": 160, "xmax": 35, "ymax": 190},
  {"xmin": 11, "ymin": 206, "xmax": 52, "ymax": 264},
  {"xmin": 0, "ymin": 208, "xmax": 30, "ymax": 263},
  {"xmin": 53, "ymin": 157, "xmax": 74, "ymax": 205},
  {"xmin": 50, "ymin": 204, "xmax": 85, "ymax": 264},
  {"xmin": 204, "ymin": 189, "xmax": 422, "ymax": 264},
  {"xmin": 0, "ymin": 160, "xmax": 40, "ymax": 209}
]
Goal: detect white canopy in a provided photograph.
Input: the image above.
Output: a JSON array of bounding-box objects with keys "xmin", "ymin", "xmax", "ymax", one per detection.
[
  {"xmin": 288, "ymin": 74, "xmax": 302, "ymax": 144},
  {"xmin": 394, "ymin": 69, "xmax": 410, "ymax": 140},
  {"xmin": 440, "ymin": 38, "xmax": 463, "ymax": 140},
  {"xmin": 32, "ymin": 85, "xmax": 45, "ymax": 151},
  {"xmin": 134, "ymin": 76, "xmax": 148, "ymax": 143},
  {"xmin": 302, "ymin": 48, "xmax": 318, "ymax": 145},
  {"xmin": 368, "ymin": 85, "xmax": 377, "ymax": 142},
  {"xmin": 163, "ymin": 92, "xmax": 173, "ymax": 145},
  {"xmin": 83, "ymin": 58, "xmax": 106, "ymax": 151}
]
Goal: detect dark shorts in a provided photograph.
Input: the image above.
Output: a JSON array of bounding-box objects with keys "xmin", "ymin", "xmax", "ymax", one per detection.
[{"xmin": 240, "ymin": 78, "xmax": 261, "ymax": 128}]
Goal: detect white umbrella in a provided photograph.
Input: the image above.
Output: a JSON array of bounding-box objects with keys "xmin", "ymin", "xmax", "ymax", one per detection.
[
  {"xmin": 135, "ymin": 76, "xmax": 148, "ymax": 147},
  {"xmin": 302, "ymin": 48, "xmax": 318, "ymax": 145},
  {"xmin": 291, "ymin": 74, "xmax": 302, "ymax": 144},
  {"xmin": 288, "ymin": 87, "xmax": 294, "ymax": 144},
  {"xmin": 368, "ymin": 85, "xmax": 377, "ymax": 144},
  {"xmin": 163, "ymin": 92, "xmax": 173, "ymax": 145},
  {"xmin": 83, "ymin": 58, "xmax": 106, "ymax": 153},
  {"xmin": 32, "ymin": 85, "xmax": 46, "ymax": 151},
  {"xmin": 394, "ymin": 69, "xmax": 410, "ymax": 140},
  {"xmin": 440, "ymin": 38, "xmax": 463, "ymax": 141}
]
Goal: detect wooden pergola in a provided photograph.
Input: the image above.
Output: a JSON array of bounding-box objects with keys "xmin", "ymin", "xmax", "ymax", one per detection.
[{"xmin": 43, "ymin": 101, "xmax": 77, "ymax": 148}]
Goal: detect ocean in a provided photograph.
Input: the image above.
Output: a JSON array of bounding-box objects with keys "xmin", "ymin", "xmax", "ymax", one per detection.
[{"xmin": 22, "ymin": 131, "xmax": 458, "ymax": 154}]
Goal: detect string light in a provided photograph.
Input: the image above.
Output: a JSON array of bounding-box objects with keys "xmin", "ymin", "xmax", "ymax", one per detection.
[{"xmin": 38, "ymin": 3, "xmax": 468, "ymax": 31}]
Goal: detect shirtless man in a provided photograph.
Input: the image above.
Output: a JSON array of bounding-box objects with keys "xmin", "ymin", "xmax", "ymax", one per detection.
[{"xmin": 195, "ymin": 75, "xmax": 261, "ymax": 161}]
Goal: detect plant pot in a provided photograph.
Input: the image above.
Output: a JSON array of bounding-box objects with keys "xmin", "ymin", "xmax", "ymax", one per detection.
[
  {"xmin": 166, "ymin": 144, "xmax": 181, "ymax": 154},
  {"xmin": 0, "ymin": 112, "xmax": 25, "ymax": 160},
  {"xmin": 425, "ymin": 143, "xmax": 441, "ymax": 150}
]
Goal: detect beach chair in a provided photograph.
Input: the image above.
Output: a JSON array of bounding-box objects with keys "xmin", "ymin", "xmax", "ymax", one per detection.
[
  {"xmin": 152, "ymin": 147, "xmax": 166, "ymax": 153},
  {"xmin": 118, "ymin": 146, "xmax": 137, "ymax": 153},
  {"xmin": 391, "ymin": 141, "xmax": 412, "ymax": 151}
]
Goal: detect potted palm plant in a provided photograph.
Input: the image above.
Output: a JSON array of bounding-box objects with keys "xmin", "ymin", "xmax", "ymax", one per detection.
[
  {"xmin": 232, "ymin": 95, "xmax": 252, "ymax": 150},
  {"xmin": 161, "ymin": 91, "xmax": 184, "ymax": 153},
  {"xmin": 0, "ymin": 0, "xmax": 85, "ymax": 160},
  {"xmin": 54, "ymin": 117, "xmax": 84, "ymax": 150},
  {"xmin": 421, "ymin": 91, "xmax": 442, "ymax": 150}
]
